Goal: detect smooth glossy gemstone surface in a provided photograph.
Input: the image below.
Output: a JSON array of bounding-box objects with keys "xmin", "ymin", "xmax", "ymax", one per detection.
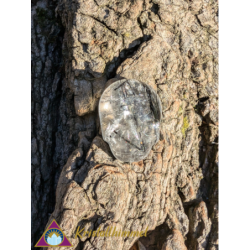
[{"xmin": 99, "ymin": 79, "xmax": 162, "ymax": 163}]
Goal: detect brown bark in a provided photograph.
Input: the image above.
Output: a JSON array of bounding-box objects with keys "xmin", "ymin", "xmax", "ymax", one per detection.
[{"xmin": 31, "ymin": 0, "xmax": 218, "ymax": 249}]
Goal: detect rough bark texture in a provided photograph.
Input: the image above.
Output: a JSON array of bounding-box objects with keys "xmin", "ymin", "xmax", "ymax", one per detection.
[{"xmin": 31, "ymin": 0, "xmax": 218, "ymax": 250}]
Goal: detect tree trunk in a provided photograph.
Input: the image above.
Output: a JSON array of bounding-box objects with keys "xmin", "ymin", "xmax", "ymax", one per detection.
[{"xmin": 31, "ymin": 0, "xmax": 218, "ymax": 250}]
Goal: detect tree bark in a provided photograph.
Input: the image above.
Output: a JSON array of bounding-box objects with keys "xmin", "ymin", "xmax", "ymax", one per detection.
[{"xmin": 31, "ymin": 0, "xmax": 218, "ymax": 250}]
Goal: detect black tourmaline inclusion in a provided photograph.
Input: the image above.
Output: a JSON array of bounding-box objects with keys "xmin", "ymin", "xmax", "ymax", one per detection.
[{"xmin": 99, "ymin": 79, "xmax": 162, "ymax": 163}]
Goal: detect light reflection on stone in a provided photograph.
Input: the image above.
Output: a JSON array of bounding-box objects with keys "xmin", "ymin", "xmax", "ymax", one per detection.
[{"xmin": 99, "ymin": 79, "xmax": 162, "ymax": 163}]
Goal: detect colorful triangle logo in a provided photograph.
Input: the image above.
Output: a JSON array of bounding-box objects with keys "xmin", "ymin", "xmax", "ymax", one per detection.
[{"xmin": 35, "ymin": 219, "xmax": 73, "ymax": 247}]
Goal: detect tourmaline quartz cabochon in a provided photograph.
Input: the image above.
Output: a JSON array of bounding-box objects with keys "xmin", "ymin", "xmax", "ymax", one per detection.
[{"xmin": 99, "ymin": 79, "xmax": 162, "ymax": 163}]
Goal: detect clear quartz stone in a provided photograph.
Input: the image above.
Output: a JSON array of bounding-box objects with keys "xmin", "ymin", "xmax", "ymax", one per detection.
[{"xmin": 99, "ymin": 79, "xmax": 162, "ymax": 163}]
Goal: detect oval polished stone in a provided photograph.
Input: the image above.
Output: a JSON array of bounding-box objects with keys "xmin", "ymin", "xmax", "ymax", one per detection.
[{"xmin": 99, "ymin": 79, "xmax": 162, "ymax": 163}]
